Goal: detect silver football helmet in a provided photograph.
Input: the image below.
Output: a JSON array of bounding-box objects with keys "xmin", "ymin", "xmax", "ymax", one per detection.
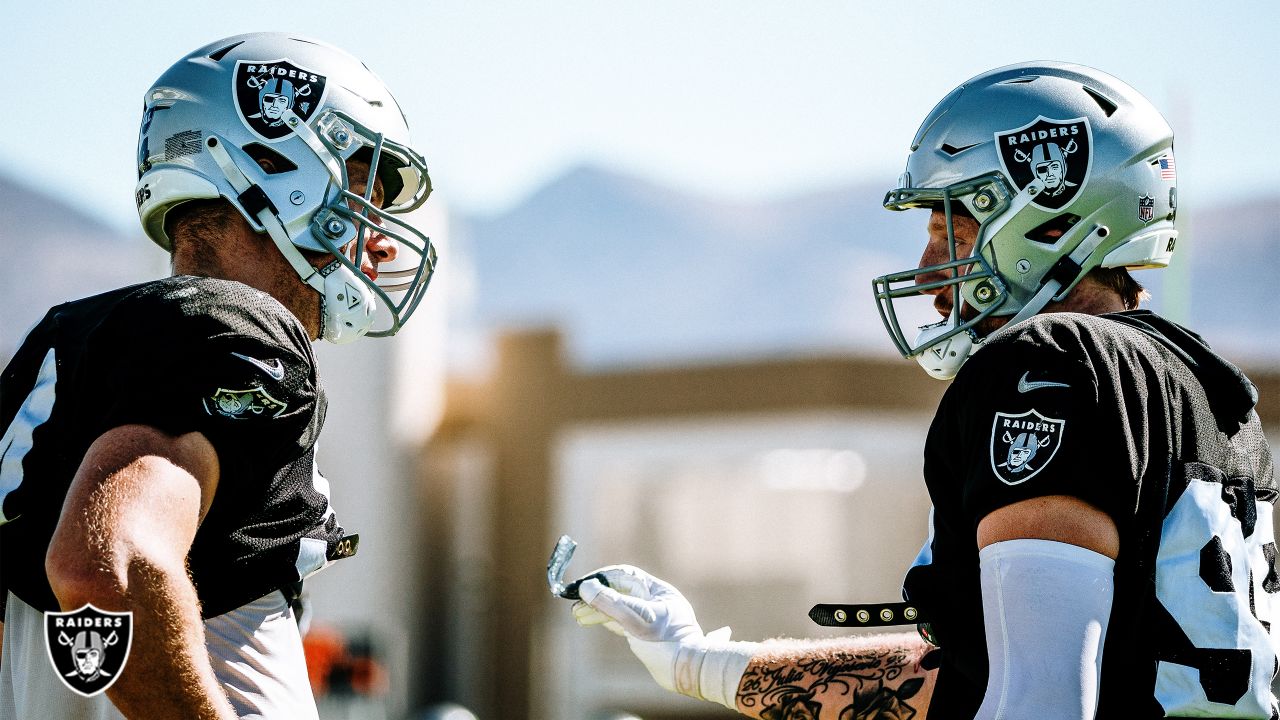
[
  {"xmin": 873, "ymin": 62, "xmax": 1177, "ymax": 379},
  {"xmin": 136, "ymin": 33, "xmax": 437, "ymax": 343}
]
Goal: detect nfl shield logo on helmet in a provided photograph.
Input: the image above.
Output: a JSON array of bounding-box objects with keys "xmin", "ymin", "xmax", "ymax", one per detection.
[
  {"xmin": 233, "ymin": 59, "xmax": 329, "ymax": 142},
  {"xmin": 989, "ymin": 409, "xmax": 1066, "ymax": 485},
  {"xmin": 44, "ymin": 605, "xmax": 133, "ymax": 697},
  {"xmin": 1138, "ymin": 194, "xmax": 1156, "ymax": 223},
  {"xmin": 995, "ymin": 116, "xmax": 1093, "ymax": 211}
]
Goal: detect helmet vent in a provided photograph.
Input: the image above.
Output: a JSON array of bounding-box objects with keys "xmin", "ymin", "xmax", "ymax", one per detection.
[
  {"xmin": 999, "ymin": 76, "xmax": 1040, "ymax": 85},
  {"xmin": 207, "ymin": 41, "xmax": 244, "ymax": 62},
  {"xmin": 1024, "ymin": 213, "xmax": 1080, "ymax": 244},
  {"xmin": 940, "ymin": 142, "xmax": 979, "ymax": 156},
  {"xmin": 1082, "ymin": 86, "xmax": 1118, "ymax": 117},
  {"xmin": 242, "ymin": 143, "xmax": 298, "ymax": 174}
]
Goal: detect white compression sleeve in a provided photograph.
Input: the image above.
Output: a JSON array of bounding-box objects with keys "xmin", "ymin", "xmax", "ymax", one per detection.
[{"xmin": 974, "ymin": 539, "xmax": 1115, "ymax": 720}]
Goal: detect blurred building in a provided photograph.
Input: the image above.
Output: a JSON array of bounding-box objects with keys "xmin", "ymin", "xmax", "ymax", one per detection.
[
  {"xmin": 416, "ymin": 165, "xmax": 1280, "ymax": 719},
  {"xmin": 416, "ymin": 327, "xmax": 1280, "ymax": 720}
]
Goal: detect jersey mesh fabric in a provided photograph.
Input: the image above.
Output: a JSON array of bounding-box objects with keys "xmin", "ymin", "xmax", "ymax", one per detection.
[
  {"xmin": 905, "ymin": 311, "xmax": 1278, "ymax": 718},
  {"xmin": 0, "ymin": 276, "xmax": 348, "ymax": 618}
]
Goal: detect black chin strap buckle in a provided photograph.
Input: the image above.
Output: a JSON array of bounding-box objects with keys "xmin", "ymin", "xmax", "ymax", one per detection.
[
  {"xmin": 238, "ymin": 184, "xmax": 278, "ymax": 218},
  {"xmin": 1045, "ymin": 254, "xmax": 1083, "ymax": 290}
]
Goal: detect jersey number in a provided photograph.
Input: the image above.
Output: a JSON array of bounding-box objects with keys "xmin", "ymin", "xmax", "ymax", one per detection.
[{"xmin": 1155, "ymin": 476, "xmax": 1278, "ymax": 715}]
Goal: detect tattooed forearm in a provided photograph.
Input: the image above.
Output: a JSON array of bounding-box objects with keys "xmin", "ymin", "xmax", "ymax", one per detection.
[{"xmin": 735, "ymin": 633, "xmax": 935, "ymax": 720}]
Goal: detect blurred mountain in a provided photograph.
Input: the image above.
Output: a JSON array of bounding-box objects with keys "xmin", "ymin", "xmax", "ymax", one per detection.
[
  {"xmin": 456, "ymin": 164, "xmax": 1280, "ymax": 367},
  {"xmin": 1, "ymin": 167, "xmax": 1276, "ymax": 370},
  {"xmin": 456, "ymin": 165, "xmax": 917, "ymax": 366},
  {"xmin": 0, "ymin": 174, "xmax": 164, "ymax": 359}
]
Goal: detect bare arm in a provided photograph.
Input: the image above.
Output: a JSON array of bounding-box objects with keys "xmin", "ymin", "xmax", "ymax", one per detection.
[
  {"xmin": 977, "ymin": 494, "xmax": 1118, "ymax": 557},
  {"xmin": 45, "ymin": 424, "xmax": 235, "ymax": 720},
  {"xmin": 735, "ymin": 633, "xmax": 936, "ymax": 719}
]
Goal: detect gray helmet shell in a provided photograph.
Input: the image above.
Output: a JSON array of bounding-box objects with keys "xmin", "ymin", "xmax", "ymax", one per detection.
[
  {"xmin": 135, "ymin": 33, "xmax": 437, "ymax": 342},
  {"xmin": 874, "ymin": 61, "xmax": 1177, "ymax": 376}
]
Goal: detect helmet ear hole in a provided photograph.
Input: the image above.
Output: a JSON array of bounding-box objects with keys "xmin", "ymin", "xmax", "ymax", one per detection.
[
  {"xmin": 1024, "ymin": 213, "xmax": 1081, "ymax": 244},
  {"xmin": 242, "ymin": 143, "xmax": 298, "ymax": 174}
]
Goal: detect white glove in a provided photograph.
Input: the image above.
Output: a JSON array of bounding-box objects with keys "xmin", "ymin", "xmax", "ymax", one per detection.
[{"xmin": 571, "ymin": 565, "xmax": 757, "ymax": 710}]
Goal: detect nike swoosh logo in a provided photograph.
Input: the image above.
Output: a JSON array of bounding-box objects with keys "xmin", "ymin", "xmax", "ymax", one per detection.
[
  {"xmin": 1017, "ymin": 371, "xmax": 1070, "ymax": 393},
  {"xmin": 231, "ymin": 352, "xmax": 285, "ymax": 381}
]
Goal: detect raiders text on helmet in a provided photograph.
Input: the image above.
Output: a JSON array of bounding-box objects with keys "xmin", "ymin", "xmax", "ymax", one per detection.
[
  {"xmin": 872, "ymin": 62, "xmax": 1177, "ymax": 379},
  {"xmin": 135, "ymin": 33, "xmax": 438, "ymax": 343}
]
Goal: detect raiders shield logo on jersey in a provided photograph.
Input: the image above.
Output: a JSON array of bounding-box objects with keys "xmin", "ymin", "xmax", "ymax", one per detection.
[
  {"xmin": 203, "ymin": 387, "xmax": 289, "ymax": 419},
  {"xmin": 44, "ymin": 605, "xmax": 133, "ymax": 697},
  {"xmin": 990, "ymin": 409, "xmax": 1065, "ymax": 485},
  {"xmin": 233, "ymin": 59, "xmax": 329, "ymax": 142},
  {"xmin": 995, "ymin": 116, "xmax": 1092, "ymax": 211}
]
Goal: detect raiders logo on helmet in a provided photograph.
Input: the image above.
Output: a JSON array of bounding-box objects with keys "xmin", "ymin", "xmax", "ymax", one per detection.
[
  {"xmin": 995, "ymin": 116, "xmax": 1093, "ymax": 211},
  {"xmin": 232, "ymin": 59, "xmax": 329, "ymax": 142},
  {"xmin": 989, "ymin": 409, "xmax": 1065, "ymax": 485},
  {"xmin": 44, "ymin": 605, "xmax": 133, "ymax": 697}
]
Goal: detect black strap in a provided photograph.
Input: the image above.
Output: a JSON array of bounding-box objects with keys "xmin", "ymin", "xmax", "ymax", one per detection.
[
  {"xmin": 1045, "ymin": 254, "xmax": 1083, "ymax": 289},
  {"xmin": 281, "ymin": 580, "xmax": 304, "ymax": 605},
  {"xmin": 238, "ymin": 184, "xmax": 278, "ymax": 217},
  {"xmin": 809, "ymin": 602, "xmax": 927, "ymax": 627},
  {"xmin": 280, "ymin": 580, "xmax": 305, "ymax": 621},
  {"xmin": 327, "ymin": 533, "xmax": 360, "ymax": 561}
]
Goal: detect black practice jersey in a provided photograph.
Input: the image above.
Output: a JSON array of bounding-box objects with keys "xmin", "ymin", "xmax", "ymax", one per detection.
[
  {"xmin": 0, "ymin": 276, "xmax": 354, "ymax": 618},
  {"xmin": 904, "ymin": 310, "xmax": 1278, "ymax": 718}
]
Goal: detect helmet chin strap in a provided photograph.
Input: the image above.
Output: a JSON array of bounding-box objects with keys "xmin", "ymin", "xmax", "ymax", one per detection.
[
  {"xmin": 205, "ymin": 134, "xmax": 376, "ymax": 343},
  {"xmin": 917, "ymin": 222, "xmax": 1112, "ymax": 379},
  {"xmin": 990, "ymin": 222, "xmax": 1112, "ymax": 338},
  {"xmin": 913, "ymin": 180, "xmax": 1110, "ymax": 380}
]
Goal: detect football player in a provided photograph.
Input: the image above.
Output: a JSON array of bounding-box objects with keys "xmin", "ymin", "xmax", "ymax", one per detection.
[
  {"xmin": 570, "ymin": 62, "xmax": 1278, "ymax": 718},
  {"xmin": 0, "ymin": 33, "xmax": 436, "ymax": 719}
]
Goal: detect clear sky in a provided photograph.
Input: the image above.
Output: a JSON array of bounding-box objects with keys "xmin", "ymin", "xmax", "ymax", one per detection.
[{"xmin": 2, "ymin": 2, "xmax": 1277, "ymax": 231}]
